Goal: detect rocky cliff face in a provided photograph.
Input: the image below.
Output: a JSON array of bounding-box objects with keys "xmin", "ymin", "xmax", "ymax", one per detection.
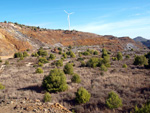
[{"xmin": 0, "ymin": 22, "xmax": 146, "ymax": 56}]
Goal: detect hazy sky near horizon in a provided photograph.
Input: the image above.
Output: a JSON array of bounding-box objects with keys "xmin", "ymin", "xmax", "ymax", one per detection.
[{"xmin": 0, "ymin": 0, "xmax": 150, "ymax": 39}]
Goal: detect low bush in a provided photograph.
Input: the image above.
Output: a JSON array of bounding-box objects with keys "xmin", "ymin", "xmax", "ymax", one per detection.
[
  {"xmin": 117, "ymin": 52, "xmax": 123, "ymax": 61},
  {"xmin": 112, "ymin": 57, "xmax": 117, "ymax": 61},
  {"xmin": 134, "ymin": 102, "xmax": 150, "ymax": 113},
  {"xmin": 49, "ymin": 54, "xmax": 55, "ymax": 60},
  {"xmin": 37, "ymin": 48, "xmax": 48, "ymax": 57},
  {"xmin": 93, "ymin": 50, "xmax": 98, "ymax": 55},
  {"xmin": 63, "ymin": 63, "xmax": 74, "ymax": 75},
  {"xmin": 42, "ymin": 68, "xmax": 68, "ymax": 92},
  {"xmin": 125, "ymin": 55, "xmax": 130, "ymax": 59},
  {"xmin": 100, "ymin": 64, "xmax": 107, "ymax": 71},
  {"xmin": 62, "ymin": 53, "xmax": 67, "ymax": 58},
  {"xmin": 38, "ymin": 62, "xmax": 43, "ymax": 67},
  {"xmin": 75, "ymin": 87, "xmax": 91, "ymax": 104},
  {"xmin": 55, "ymin": 60, "xmax": 63, "ymax": 67},
  {"xmin": 86, "ymin": 57, "xmax": 99, "ymax": 68},
  {"xmin": 36, "ymin": 67, "xmax": 43, "ymax": 73},
  {"xmin": 133, "ymin": 55, "xmax": 148, "ymax": 66},
  {"xmin": 14, "ymin": 52, "xmax": 23, "ymax": 58},
  {"xmin": 23, "ymin": 51, "xmax": 29, "ymax": 57},
  {"xmin": 0, "ymin": 57, "xmax": 2, "ymax": 63},
  {"xmin": 80, "ymin": 61, "xmax": 86, "ymax": 67},
  {"xmin": 31, "ymin": 52, "xmax": 39, "ymax": 57},
  {"xmin": 106, "ymin": 91, "xmax": 122, "ymax": 109},
  {"xmin": 39, "ymin": 57, "xmax": 48, "ymax": 64},
  {"xmin": 122, "ymin": 64, "xmax": 127, "ymax": 68},
  {"xmin": 43, "ymin": 92, "xmax": 51, "ymax": 102},
  {"xmin": 0, "ymin": 83, "xmax": 5, "ymax": 90},
  {"xmin": 71, "ymin": 73, "xmax": 81, "ymax": 83}
]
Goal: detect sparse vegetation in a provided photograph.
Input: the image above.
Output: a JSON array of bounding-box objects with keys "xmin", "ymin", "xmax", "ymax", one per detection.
[
  {"xmin": 122, "ymin": 64, "xmax": 127, "ymax": 68},
  {"xmin": 39, "ymin": 57, "xmax": 48, "ymax": 64},
  {"xmin": 36, "ymin": 67, "xmax": 43, "ymax": 73},
  {"xmin": 14, "ymin": 52, "xmax": 23, "ymax": 58},
  {"xmin": 86, "ymin": 57, "xmax": 99, "ymax": 68},
  {"xmin": 0, "ymin": 83, "xmax": 5, "ymax": 90},
  {"xmin": 106, "ymin": 91, "xmax": 122, "ymax": 109},
  {"xmin": 49, "ymin": 54, "xmax": 55, "ymax": 60},
  {"xmin": 134, "ymin": 102, "xmax": 150, "ymax": 113},
  {"xmin": 55, "ymin": 60, "xmax": 63, "ymax": 67},
  {"xmin": 75, "ymin": 87, "xmax": 91, "ymax": 104},
  {"xmin": 43, "ymin": 92, "xmax": 51, "ymax": 102},
  {"xmin": 71, "ymin": 73, "xmax": 81, "ymax": 83},
  {"xmin": 4, "ymin": 60, "xmax": 9, "ymax": 65},
  {"xmin": 42, "ymin": 68, "xmax": 68, "ymax": 92},
  {"xmin": 23, "ymin": 51, "xmax": 29, "ymax": 57},
  {"xmin": 0, "ymin": 57, "xmax": 2, "ymax": 63},
  {"xmin": 133, "ymin": 55, "xmax": 148, "ymax": 66},
  {"xmin": 37, "ymin": 48, "xmax": 48, "ymax": 57},
  {"xmin": 100, "ymin": 64, "xmax": 107, "ymax": 71},
  {"xmin": 117, "ymin": 52, "xmax": 123, "ymax": 61},
  {"xmin": 63, "ymin": 63, "xmax": 74, "ymax": 75}
]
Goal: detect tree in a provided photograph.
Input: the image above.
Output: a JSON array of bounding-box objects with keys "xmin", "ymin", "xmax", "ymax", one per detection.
[
  {"xmin": 39, "ymin": 57, "xmax": 48, "ymax": 64},
  {"xmin": 75, "ymin": 87, "xmax": 91, "ymax": 104},
  {"xmin": 42, "ymin": 68, "xmax": 68, "ymax": 92},
  {"xmin": 71, "ymin": 73, "xmax": 81, "ymax": 83},
  {"xmin": 63, "ymin": 63, "xmax": 74, "ymax": 75},
  {"xmin": 86, "ymin": 57, "xmax": 99, "ymax": 68},
  {"xmin": 106, "ymin": 91, "xmax": 122, "ymax": 109},
  {"xmin": 133, "ymin": 55, "xmax": 148, "ymax": 66},
  {"xmin": 117, "ymin": 52, "xmax": 123, "ymax": 61},
  {"xmin": 49, "ymin": 54, "xmax": 55, "ymax": 60},
  {"xmin": 55, "ymin": 60, "xmax": 63, "ymax": 67}
]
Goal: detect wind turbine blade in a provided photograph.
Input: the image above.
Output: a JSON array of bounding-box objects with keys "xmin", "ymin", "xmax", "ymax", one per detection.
[
  {"xmin": 69, "ymin": 12, "xmax": 74, "ymax": 14},
  {"xmin": 64, "ymin": 10, "xmax": 68, "ymax": 14}
]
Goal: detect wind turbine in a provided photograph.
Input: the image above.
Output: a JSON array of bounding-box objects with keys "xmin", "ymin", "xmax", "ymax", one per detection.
[{"xmin": 64, "ymin": 10, "xmax": 74, "ymax": 30}]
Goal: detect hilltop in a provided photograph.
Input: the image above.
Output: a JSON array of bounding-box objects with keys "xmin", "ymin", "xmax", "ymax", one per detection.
[{"xmin": 0, "ymin": 22, "xmax": 146, "ymax": 57}]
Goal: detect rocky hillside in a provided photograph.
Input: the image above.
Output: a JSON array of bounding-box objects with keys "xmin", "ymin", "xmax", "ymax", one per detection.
[
  {"xmin": 0, "ymin": 22, "xmax": 146, "ymax": 57},
  {"xmin": 134, "ymin": 36, "xmax": 150, "ymax": 48}
]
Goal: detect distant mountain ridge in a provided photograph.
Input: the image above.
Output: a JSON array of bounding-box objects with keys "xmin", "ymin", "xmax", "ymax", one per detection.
[
  {"xmin": 133, "ymin": 36, "xmax": 148, "ymax": 42},
  {"xmin": 133, "ymin": 36, "xmax": 150, "ymax": 48}
]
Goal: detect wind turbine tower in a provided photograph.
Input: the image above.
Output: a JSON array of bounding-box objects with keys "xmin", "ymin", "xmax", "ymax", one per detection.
[{"xmin": 64, "ymin": 10, "xmax": 74, "ymax": 30}]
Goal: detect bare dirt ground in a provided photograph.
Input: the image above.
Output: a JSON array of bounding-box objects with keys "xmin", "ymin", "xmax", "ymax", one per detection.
[{"xmin": 0, "ymin": 49, "xmax": 150, "ymax": 113}]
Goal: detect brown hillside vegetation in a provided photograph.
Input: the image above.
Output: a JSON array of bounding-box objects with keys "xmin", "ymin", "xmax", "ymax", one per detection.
[{"xmin": 0, "ymin": 22, "xmax": 145, "ymax": 56}]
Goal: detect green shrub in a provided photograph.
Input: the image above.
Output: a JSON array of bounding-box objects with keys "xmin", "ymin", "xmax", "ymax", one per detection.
[
  {"xmin": 122, "ymin": 64, "xmax": 127, "ymax": 68},
  {"xmin": 117, "ymin": 52, "xmax": 123, "ymax": 61},
  {"xmin": 43, "ymin": 92, "xmax": 51, "ymax": 102},
  {"xmin": 58, "ymin": 47, "xmax": 62, "ymax": 51},
  {"xmin": 125, "ymin": 55, "xmax": 130, "ymax": 59},
  {"xmin": 78, "ymin": 52, "xmax": 82, "ymax": 57},
  {"xmin": 37, "ymin": 48, "xmax": 48, "ymax": 57},
  {"xmin": 75, "ymin": 87, "xmax": 91, "ymax": 104},
  {"xmin": 70, "ymin": 51, "xmax": 76, "ymax": 58},
  {"xmin": 42, "ymin": 68, "xmax": 68, "ymax": 92},
  {"xmin": 63, "ymin": 63, "xmax": 74, "ymax": 75},
  {"xmin": 26, "ymin": 49, "xmax": 30, "ymax": 51},
  {"xmin": 19, "ymin": 57, "xmax": 24, "ymax": 60},
  {"xmin": 23, "ymin": 51, "xmax": 29, "ymax": 57},
  {"xmin": 133, "ymin": 55, "xmax": 148, "ymax": 66},
  {"xmin": 0, "ymin": 83, "xmax": 5, "ymax": 90},
  {"xmin": 102, "ymin": 55, "xmax": 111, "ymax": 67},
  {"xmin": 55, "ymin": 60, "xmax": 63, "ymax": 67},
  {"xmin": 14, "ymin": 52, "xmax": 23, "ymax": 58},
  {"xmin": 93, "ymin": 50, "xmax": 98, "ymax": 55},
  {"xmin": 39, "ymin": 57, "xmax": 48, "ymax": 64},
  {"xmin": 31, "ymin": 52, "xmax": 39, "ymax": 57},
  {"xmin": 86, "ymin": 57, "xmax": 99, "ymax": 68},
  {"xmin": 4, "ymin": 61, "xmax": 9, "ymax": 65},
  {"xmin": 82, "ymin": 51, "xmax": 90, "ymax": 56},
  {"xmin": 38, "ymin": 62, "xmax": 43, "ymax": 67},
  {"xmin": 71, "ymin": 73, "xmax": 81, "ymax": 83},
  {"xmin": 102, "ymin": 49, "xmax": 108, "ymax": 58},
  {"xmin": 134, "ymin": 102, "xmax": 150, "ymax": 113},
  {"xmin": 112, "ymin": 57, "xmax": 117, "ymax": 61},
  {"xmin": 80, "ymin": 61, "xmax": 86, "ymax": 67},
  {"xmin": 58, "ymin": 51, "xmax": 62, "ymax": 55},
  {"xmin": 49, "ymin": 54, "xmax": 55, "ymax": 60},
  {"xmin": 36, "ymin": 67, "xmax": 43, "ymax": 73},
  {"xmin": 62, "ymin": 53, "xmax": 67, "ymax": 58},
  {"xmin": 100, "ymin": 64, "xmax": 107, "ymax": 71},
  {"xmin": 106, "ymin": 91, "xmax": 122, "ymax": 109}
]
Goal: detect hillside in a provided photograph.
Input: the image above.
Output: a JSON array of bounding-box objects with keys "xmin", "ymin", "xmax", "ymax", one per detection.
[{"xmin": 0, "ymin": 22, "xmax": 146, "ymax": 57}]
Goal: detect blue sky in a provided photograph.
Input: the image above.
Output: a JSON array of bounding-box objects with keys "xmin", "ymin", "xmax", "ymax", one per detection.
[{"xmin": 0, "ymin": 0, "xmax": 150, "ymax": 39}]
